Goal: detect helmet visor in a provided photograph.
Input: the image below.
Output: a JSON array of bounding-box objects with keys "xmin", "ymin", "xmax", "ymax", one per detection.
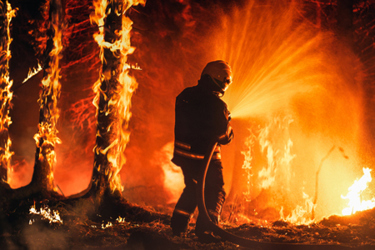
[{"xmin": 221, "ymin": 76, "xmax": 232, "ymax": 91}]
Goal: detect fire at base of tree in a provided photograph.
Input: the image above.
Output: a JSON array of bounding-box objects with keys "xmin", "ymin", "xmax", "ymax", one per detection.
[{"xmin": 1, "ymin": 0, "xmax": 375, "ymax": 249}]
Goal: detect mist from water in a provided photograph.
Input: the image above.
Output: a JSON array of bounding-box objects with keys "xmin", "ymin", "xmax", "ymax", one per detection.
[
  {"xmin": 219, "ymin": 1, "xmax": 334, "ymax": 118},
  {"xmin": 210, "ymin": 0, "xmax": 366, "ymax": 220}
]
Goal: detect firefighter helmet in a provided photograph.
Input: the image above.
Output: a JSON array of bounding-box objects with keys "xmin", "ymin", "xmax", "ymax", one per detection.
[{"xmin": 201, "ymin": 60, "xmax": 233, "ymax": 92}]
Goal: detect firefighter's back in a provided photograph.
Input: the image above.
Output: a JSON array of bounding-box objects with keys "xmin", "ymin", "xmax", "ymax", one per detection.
[{"xmin": 172, "ymin": 84, "xmax": 228, "ymax": 165}]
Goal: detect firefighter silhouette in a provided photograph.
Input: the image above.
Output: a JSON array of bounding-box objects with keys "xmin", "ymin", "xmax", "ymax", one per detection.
[{"xmin": 171, "ymin": 60, "xmax": 234, "ymax": 242}]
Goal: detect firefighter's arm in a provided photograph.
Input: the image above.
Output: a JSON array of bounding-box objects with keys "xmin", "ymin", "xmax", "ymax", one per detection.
[
  {"xmin": 218, "ymin": 124, "xmax": 234, "ymax": 145},
  {"xmin": 218, "ymin": 110, "xmax": 234, "ymax": 145}
]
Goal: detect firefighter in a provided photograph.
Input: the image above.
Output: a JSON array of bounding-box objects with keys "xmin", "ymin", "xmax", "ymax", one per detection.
[{"xmin": 171, "ymin": 60, "xmax": 234, "ymax": 242}]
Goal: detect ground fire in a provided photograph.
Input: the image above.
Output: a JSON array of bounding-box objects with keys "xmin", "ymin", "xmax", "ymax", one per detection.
[{"xmin": 1, "ymin": 0, "xmax": 375, "ymax": 249}]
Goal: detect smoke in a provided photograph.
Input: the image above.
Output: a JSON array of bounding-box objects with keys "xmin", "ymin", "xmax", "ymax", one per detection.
[
  {"xmin": 8, "ymin": 159, "xmax": 33, "ymax": 188},
  {"xmin": 154, "ymin": 142, "xmax": 184, "ymax": 204},
  {"xmin": 6, "ymin": 0, "xmax": 375, "ymax": 223},
  {"xmin": 21, "ymin": 225, "xmax": 68, "ymax": 250},
  {"xmin": 120, "ymin": 0, "xmax": 233, "ymax": 206},
  {"xmin": 208, "ymin": 0, "xmax": 367, "ymax": 221},
  {"xmin": 6, "ymin": 0, "xmax": 241, "ymax": 206}
]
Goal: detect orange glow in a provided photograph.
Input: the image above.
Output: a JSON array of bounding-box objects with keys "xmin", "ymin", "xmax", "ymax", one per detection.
[
  {"xmin": 162, "ymin": 164, "xmax": 184, "ymax": 203},
  {"xmin": 341, "ymin": 168, "xmax": 375, "ymax": 216},
  {"xmin": 7, "ymin": 0, "xmax": 372, "ymax": 226},
  {"xmin": 0, "ymin": 1, "xmax": 16, "ymax": 183},
  {"xmin": 34, "ymin": 0, "xmax": 63, "ymax": 191},
  {"xmin": 209, "ymin": 0, "xmax": 364, "ymax": 222},
  {"xmin": 157, "ymin": 142, "xmax": 184, "ymax": 204},
  {"xmin": 220, "ymin": 1, "xmax": 325, "ymax": 119},
  {"xmin": 8, "ymin": 159, "xmax": 33, "ymax": 188},
  {"xmin": 91, "ymin": 0, "xmax": 145, "ymax": 193}
]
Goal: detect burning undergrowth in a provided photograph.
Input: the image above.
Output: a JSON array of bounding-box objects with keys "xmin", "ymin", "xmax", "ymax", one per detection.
[{"xmin": 2, "ymin": 199, "xmax": 375, "ymax": 249}]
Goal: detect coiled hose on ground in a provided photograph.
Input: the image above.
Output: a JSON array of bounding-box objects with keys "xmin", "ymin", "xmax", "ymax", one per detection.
[{"xmin": 197, "ymin": 140, "xmax": 358, "ymax": 250}]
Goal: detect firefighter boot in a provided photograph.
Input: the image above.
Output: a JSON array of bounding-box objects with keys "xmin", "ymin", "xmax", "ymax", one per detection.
[
  {"xmin": 195, "ymin": 209, "xmax": 222, "ymax": 243},
  {"xmin": 171, "ymin": 210, "xmax": 192, "ymax": 237},
  {"xmin": 195, "ymin": 190, "xmax": 225, "ymax": 243}
]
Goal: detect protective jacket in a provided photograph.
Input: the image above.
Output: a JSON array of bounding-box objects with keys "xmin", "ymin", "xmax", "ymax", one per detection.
[{"xmin": 172, "ymin": 80, "xmax": 233, "ymax": 165}]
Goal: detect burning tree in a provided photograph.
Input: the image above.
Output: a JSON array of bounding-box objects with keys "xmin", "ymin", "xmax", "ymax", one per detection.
[
  {"xmin": 0, "ymin": 0, "xmax": 15, "ymax": 188},
  {"xmin": 2, "ymin": 0, "xmax": 375, "ymax": 249},
  {"xmin": 31, "ymin": 0, "xmax": 63, "ymax": 195},
  {"xmin": 0, "ymin": 0, "xmax": 149, "ymax": 210},
  {"xmin": 89, "ymin": 0, "xmax": 145, "ymax": 199}
]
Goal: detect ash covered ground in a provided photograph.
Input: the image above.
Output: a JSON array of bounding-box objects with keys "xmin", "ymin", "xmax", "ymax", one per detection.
[{"xmin": 2, "ymin": 199, "xmax": 375, "ymax": 250}]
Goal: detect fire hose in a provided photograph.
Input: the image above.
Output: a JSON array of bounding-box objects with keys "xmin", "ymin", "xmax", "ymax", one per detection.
[{"xmin": 196, "ymin": 140, "xmax": 355, "ymax": 250}]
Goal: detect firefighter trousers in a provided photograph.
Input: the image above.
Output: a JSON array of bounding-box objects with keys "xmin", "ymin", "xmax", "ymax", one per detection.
[{"xmin": 171, "ymin": 159, "xmax": 226, "ymax": 236}]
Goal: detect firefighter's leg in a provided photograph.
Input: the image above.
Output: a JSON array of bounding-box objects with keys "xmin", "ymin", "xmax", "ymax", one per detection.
[
  {"xmin": 171, "ymin": 165, "xmax": 198, "ymax": 236},
  {"xmin": 195, "ymin": 160, "xmax": 226, "ymax": 241}
]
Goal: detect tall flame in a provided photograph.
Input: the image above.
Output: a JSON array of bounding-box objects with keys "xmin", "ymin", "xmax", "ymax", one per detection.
[
  {"xmin": 0, "ymin": 1, "xmax": 15, "ymax": 184},
  {"xmin": 258, "ymin": 117, "xmax": 295, "ymax": 190},
  {"xmin": 341, "ymin": 168, "xmax": 375, "ymax": 216},
  {"xmin": 91, "ymin": 0, "xmax": 145, "ymax": 193},
  {"xmin": 33, "ymin": 0, "xmax": 63, "ymax": 191},
  {"xmin": 241, "ymin": 129, "xmax": 256, "ymax": 201}
]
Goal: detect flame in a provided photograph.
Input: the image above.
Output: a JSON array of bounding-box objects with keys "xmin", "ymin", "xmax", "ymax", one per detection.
[
  {"xmin": 280, "ymin": 192, "xmax": 315, "ymax": 225},
  {"xmin": 258, "ymin": 117, "xmax": 295, "ymax": 190},
  {"xmin": 116, "ymin": 216, "xmax": 126, "ymax": 223},
  {"xmin": 341, "ymin": 168, "xmax": 375, "ymax": 216},
  {"xmin": 241, "ymin": 129, "xmax": 256, "ymax": 201},
  {"xmin": 29, "ymin": 204, "xmax": 63, "ymax": 224},
  {"xmin": 240, "ymin": 116, "xmax": 315, "ymax": 222},
  {"xmin": 0, "ymin": 1, "xmax": 16, "ymax": 183},
  {"xmin": 91, "ymin": 0, "xmax": 145, "ymax": 193},
  {"xmin": 34, "ymin": 0, "xmax": 63, "ymax": 190},
  {"xmin": 207, "ymin": 0, "xmax": 364, "ymax": 222},
  {"xmin": 90, "ymin": 0, "xmax": 106, "ymax": 62},
  {"xmin": 32, "ymin": 2, "xmax": 49, "ymax": 58},
  {"xmin": 22, "ymin": 63, "xmax": 43, "ymax": 84},
  {"xmin": 101, "ymin": 221, "xmax": 113, "ymax": 229}
]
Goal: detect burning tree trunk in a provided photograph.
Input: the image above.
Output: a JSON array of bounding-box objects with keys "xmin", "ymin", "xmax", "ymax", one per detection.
[
  {"xmin": 90, "ymin": 0, "xmax": 145, "ymax": 198},
  {"xmin": 31, "ymin": 0, "xmax": 63, "ymax": 194},
  {"xmin": 0, "ymin": 1, "xmax": 15, "ymax": 187}
]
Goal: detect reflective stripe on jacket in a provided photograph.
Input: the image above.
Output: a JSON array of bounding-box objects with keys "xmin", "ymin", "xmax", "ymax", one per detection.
[{"xmin": 174, "ymin": 140, "xmax": 222, "ymax": 160}]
